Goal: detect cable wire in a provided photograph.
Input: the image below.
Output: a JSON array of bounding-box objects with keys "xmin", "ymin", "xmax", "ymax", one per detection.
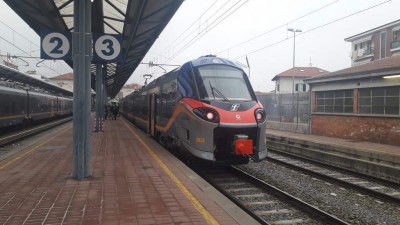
[
  {"xmin": 234, "ymin": 0, "xmax": 392, "ymax": 60},
  {"xmin": 216, "ymin": 0, "xmax": 340, "ymax": 55}
]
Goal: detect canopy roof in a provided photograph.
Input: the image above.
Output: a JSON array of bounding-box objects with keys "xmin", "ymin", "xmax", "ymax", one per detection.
[
  {"xmin": 4, "ymin": 0, "xmax": 183, "ymax": 98},
  {"xmin": 0, "ymin": 64, "xmax": 73, "ymax": 97}
]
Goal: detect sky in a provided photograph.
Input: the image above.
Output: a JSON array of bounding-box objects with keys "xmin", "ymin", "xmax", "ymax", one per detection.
[
  {"xmin": 0, "ymin": 0, "xmax": 399, "ymax": 92},
  {"xmin": 0, "ymin": 1, "xmax": 71, "ymax": 78}
]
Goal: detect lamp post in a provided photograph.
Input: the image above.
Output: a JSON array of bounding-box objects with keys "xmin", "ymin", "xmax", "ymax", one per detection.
[
  {"xmin": 288, "ymin": 28, "xmax": 301, "ymax": 124},
  {"xmin": 287, "ymin": 28, "xmax": 302, "ymax": 93}
]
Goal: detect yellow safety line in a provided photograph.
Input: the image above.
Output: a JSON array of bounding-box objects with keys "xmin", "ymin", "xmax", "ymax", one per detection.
[
  {"xmin": 121, "ymin": 119, "xmax": 220, "ymax": 225},
  {"xmin": 0, "ymin": 125, "xmax": 72, "ymax": 171}
]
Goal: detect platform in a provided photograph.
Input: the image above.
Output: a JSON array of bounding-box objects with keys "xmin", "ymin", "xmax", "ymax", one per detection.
[
  {"xmin": 266, "ymin": 129, "xmax": 400, "ymax": 181},
  {"xmin": 0, "ymin": 118, "xmax": 260, "ymax": 225}
]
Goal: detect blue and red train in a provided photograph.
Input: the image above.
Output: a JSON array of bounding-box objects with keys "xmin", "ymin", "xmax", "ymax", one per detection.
[{"xmin": 120, "ymin": 55, "xmax": 267, "ymax": 163}]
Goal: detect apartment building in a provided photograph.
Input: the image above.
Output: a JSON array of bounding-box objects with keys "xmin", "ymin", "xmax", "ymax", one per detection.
[{"xmin": 345, "ymin": 19, "xmax": 400, "ymax": 66}]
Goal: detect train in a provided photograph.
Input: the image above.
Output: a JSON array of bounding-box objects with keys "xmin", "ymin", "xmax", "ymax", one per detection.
[
  {"xmin": 0, "ymin": 85, "xmax": 73, "ymax": 130},
  {"xmin": 120, "ymin": 55, "xmax": 267, "ymax": 164}
]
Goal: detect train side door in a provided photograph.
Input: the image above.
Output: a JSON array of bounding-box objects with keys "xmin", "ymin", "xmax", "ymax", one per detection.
[{"xmin": 148, "ymin": 93, "xmax": 157, "ymax": 137}]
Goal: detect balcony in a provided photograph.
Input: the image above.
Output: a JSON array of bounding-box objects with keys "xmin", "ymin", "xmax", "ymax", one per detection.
[
  {"xmin": 391, "ymin": 41, "xmax": 400, "ymax": 51},
  {"xmin": 352, "ymin": 48, "xmax": 374, "ymax": 61},
  {"xmin": 363, "ymin": 48, "xmax": 374, "ymax": 55}
]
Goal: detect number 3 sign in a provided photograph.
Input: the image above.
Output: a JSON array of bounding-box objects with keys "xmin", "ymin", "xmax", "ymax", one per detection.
[{"xmin": 93, "ymin": 33, "xmax": 122, "ymax": 62}]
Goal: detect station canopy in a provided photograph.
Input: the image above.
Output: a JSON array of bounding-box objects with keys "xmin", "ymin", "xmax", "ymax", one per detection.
[
  {"xmin": 0, "ymin": 64, "xmax": 73, "ymax": 97},
  {"xmin": 4, "ymin": 0, "xmax": 183, "ymax": 98}
]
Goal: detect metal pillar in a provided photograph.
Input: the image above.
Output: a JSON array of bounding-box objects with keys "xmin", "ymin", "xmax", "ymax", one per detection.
[
  {"xmin": 101, "ymin": 66, "xmax": 107, "ymax": 119},
  {"xmin": 73, "ymin": 0, "xmax": 92, "ymax": 180},
  {"xmin": 95, "ymin": 64, "xmax": 103, "ymax": 131}
]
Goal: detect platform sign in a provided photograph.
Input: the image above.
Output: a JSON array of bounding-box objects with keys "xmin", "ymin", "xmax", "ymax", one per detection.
[
  {"xmin": 40, "ymin": 31, "xmax": 72, "ymax": 60},
  {"xmin": 92, "ymin": 33, "xmax": 123, "ymax": 63}
]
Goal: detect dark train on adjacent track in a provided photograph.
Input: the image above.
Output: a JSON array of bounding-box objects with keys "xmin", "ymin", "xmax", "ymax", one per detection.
[
  {"xmin": 0, "ymin": 85, "xmax": 73, "ymax": 130},
  {"xmin": 121, "ymin": 55, "xmax": 267, "ymax": 163}
]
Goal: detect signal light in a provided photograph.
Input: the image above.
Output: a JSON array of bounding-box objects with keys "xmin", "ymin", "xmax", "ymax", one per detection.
[{"xmin": 193, "ymin": 107, "xmax": 220, "ymax": 123}]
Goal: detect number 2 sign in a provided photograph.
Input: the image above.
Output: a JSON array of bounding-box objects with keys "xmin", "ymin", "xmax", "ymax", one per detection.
[{"xmin": 41, "ymin": 31, "xmax": 72, "ymax": 60}]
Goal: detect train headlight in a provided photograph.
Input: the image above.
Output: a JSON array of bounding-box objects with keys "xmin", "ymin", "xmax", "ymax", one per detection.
[
  {"xmin": 254, "ymin": 108, "xmax": 266, "ymax": 124},
  {"xmin": 193, "ymin": 107, "xmax": 220, "ymax": 123},
  {"xmin": 206, "ymin": 112, "xmax": 214, "ymax": 120}
]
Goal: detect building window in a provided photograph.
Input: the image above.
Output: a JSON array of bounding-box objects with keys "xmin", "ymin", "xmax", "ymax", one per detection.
[
  {"xmin": 394, "ymin": 30, "xmax": 400, "ymax": 41},
  {"xmin": 295, "ymin": 83, "xmax": 306, "ymax": 92},
  {"xmin": 380, "ymin": 32, "xmax": 387, "ymax": 58},
  {"xmin": 316, "ymin": 90, "xmax": 353, "ymax": 113},
  {"xmin": 359, "ymin": 87, "xmax": 400, "ymax": 115},
  {"xmin": 354, "ymin": 44, "xmax": 357, "ymax": 51},
  {"xmin": 392, "ymin": 30, "xmax": 400, "ymax": 49}
]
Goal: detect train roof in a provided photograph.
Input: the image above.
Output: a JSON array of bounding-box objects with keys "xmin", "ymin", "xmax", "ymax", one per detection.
[
  {"xmin": 123, "ymin": 56, "xmax": 245, "ymax": 98},
  {"xmin": 189, "ymin": 55, "xmax": 243, "ymax": 69}
]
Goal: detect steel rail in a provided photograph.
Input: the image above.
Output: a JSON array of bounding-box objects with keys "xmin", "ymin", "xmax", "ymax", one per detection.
[
  {"xmin": 268, "ymin": 148, "xmax": 400, "ymax": 205},
  {"xmin": 0, "ymin": 117, "xmax": 72, "ymax": 146}
]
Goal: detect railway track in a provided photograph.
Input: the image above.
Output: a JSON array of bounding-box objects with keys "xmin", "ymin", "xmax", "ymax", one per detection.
[
  {"xmin": 0, "ymin": 117, "xmax": 72, "ymax": 160},
  {"xmin": 268, "ymin": 149, "xmax": 400, "ymax": 205},
  {"xmin": 0, "ymin": 117, "xmax": 72, "ymax": 147},
  {"xmin": 196, "ymin": 165, "xmax": 349, "ymax": 225}
]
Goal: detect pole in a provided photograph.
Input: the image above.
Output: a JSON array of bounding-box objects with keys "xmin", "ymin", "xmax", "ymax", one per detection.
[
  {"xmin": 72, "ymin": 0, "xmax": 92, "ymax": 180},
  {"xmin": 288, "ymin": 28, "xmax": 301, "ymax": 123},
  {"xmin": 95, "ymin": 64, "xmax": 103, "ymax": 131},
  {"xmin": 292, "ymin": 31, "xmax": 295, "ymax": 94}
]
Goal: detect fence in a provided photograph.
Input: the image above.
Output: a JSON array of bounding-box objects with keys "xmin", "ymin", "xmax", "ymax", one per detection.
[{"xmin": 257, "ymin": 92, "xmax": 310, "ymax": 133}]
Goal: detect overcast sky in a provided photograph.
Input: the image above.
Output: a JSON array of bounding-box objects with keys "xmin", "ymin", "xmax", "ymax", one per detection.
[
  {"xmin": 1, "ymin": 0, "xmax": 399, "ymax": 92},
  {"xmin": 0, "ymin": 1, "xmax": 71, "ymax": 78}
]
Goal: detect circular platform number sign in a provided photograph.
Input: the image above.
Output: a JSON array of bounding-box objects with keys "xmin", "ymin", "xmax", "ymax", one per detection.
[
  {"xmin": 42, "ymin": 33, "xmax": 70, "ymax": 59},
  {"xmin": 94, "ymin": 35, "xmax": 121, "ymax": 61}
]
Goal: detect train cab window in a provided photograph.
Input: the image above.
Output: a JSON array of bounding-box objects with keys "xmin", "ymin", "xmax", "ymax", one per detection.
[{"xmin": 195, "ymin": 65, "xmax": 254, "ymax": 101}]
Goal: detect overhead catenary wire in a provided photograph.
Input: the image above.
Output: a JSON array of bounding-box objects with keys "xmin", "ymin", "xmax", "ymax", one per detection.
[
  {"xmin": 234, "ymin": 0, "xmax": 392, "ymax": 60},
  {"xmin": 172, "ymin": 0, "xmax": 249, "ymax": 58},
  {"xmin": 0, "ymin": 19, "xmax": 70, "ymax": 76},
  {"xmin": 160, "ymin": 0, "xmax": 219, "ymax": 56},
  {"xmin": 140, "ymin": 0, "xmax": 249, "ymax": 82},
  {"xmin": 131, "ymin": 0, "xmax": 391, "ymax": 85},
  {"xmin": 145, "ymin": 0, "xmax": 337, "ymax": 77},
  {"xmin": 216, "ymin": 0, "xmax": 340, "ymax": 55}
]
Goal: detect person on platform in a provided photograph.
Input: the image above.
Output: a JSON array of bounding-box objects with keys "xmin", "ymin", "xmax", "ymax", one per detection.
[
  {"xmin": 110, "ymin": 105, "xmax": 115, "ymax": 120},
  {"xmin": 113, "ymin": 105, "xmax": 119, "ymax": 120}
]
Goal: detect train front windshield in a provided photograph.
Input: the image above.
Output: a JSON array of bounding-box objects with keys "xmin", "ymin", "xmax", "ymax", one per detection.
[{"xmin": 195, "ymin": 65, "xmax": 254, "ymax": 101}]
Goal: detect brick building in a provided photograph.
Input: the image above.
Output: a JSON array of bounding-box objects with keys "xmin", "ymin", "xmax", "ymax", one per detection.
[
  {"xmin": 345, "ymin": 19, "xmax": 400, "ymax": 67},
  {"xmin": 306, "ymin": 55, "xmax": 400, "ymax": 146}
]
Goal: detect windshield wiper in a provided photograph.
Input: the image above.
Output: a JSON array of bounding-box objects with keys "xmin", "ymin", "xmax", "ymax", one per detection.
[
  {"xmin": 208, "ymin": 82, "xmax": 231, "ymax": 103},
  {"xmin": 209, "ymin": 81, "xmax": 216, "ymax": 101}
]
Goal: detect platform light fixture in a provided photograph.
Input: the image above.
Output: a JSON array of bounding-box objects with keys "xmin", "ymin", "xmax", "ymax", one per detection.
[{"xmin": 383, "ymin": 74, "xmax": 400, "ymax": 79}]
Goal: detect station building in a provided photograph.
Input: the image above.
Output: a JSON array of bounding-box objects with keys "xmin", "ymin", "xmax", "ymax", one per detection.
[
  {"xmin": 305, "ymin": 19, "xmax": 400, "ymax": 146},
  {"xmin": 306, "ymin": 55, "xmax": 400, "ymax": 146}
]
